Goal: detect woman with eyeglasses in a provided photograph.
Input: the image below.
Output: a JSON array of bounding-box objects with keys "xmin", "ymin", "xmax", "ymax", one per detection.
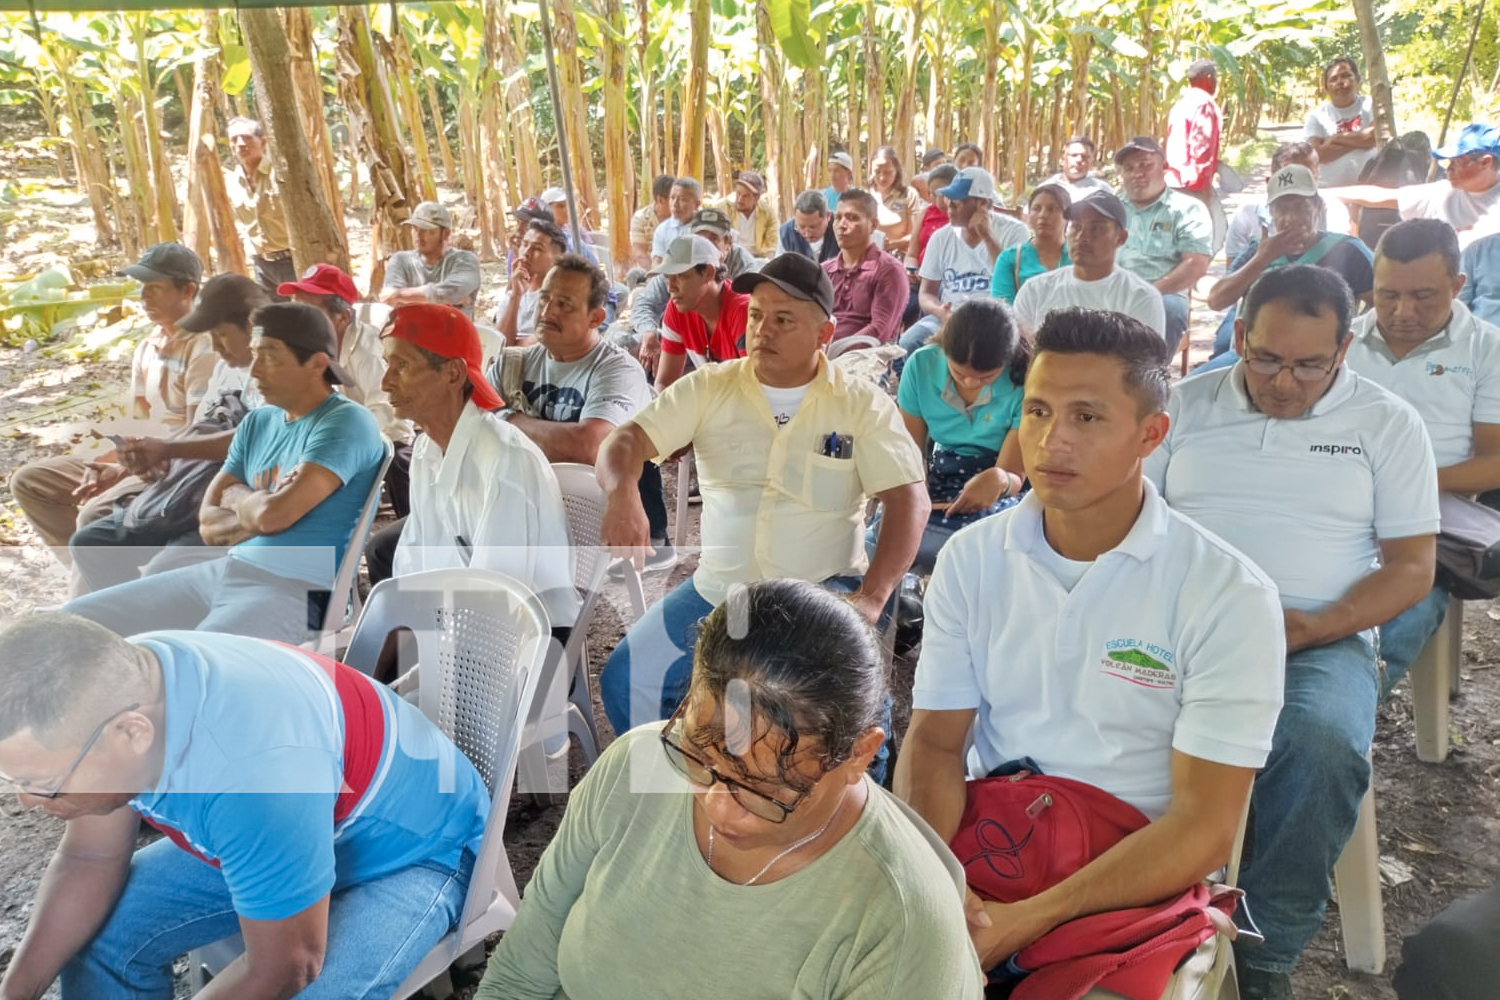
[
  {"xmin": 473, "ymin": 578, "xmax": 982, "ymax": 1000},
  {"xmin": 870, "ymin": 299, "xmax": 1027, "ymax": 574}
]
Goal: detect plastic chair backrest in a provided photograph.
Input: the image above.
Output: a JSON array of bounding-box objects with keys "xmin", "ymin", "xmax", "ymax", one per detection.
[
  {"xmin": 342, "ymin": 568, "xmax": 552, "ymax": 938},
  {"xmin": 550, "ymin": 462, "xmax": 613, "ymax": 598},
  {"xmin": 319, "ymin": 437, "xmax": 395, "ymax": 636},
  {"xmin": 357, "ymin": 301, "xmax": 393, "ymax": 332},
  {"xmin": 826, "ymin": 334, "xmax": 882, "ymax": 360},
  {"xmin": 474, "ymin": 324, "xmax": 504, "ymax": 372}
]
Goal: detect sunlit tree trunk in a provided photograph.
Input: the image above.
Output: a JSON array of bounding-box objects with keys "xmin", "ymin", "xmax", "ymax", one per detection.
[
  {"xmin": 845, "ymin": 48, "xmax": 863, "ymax": 180},
  {"xmin": 863, "ymin": 0, "xmax": 884, "ymax": 158},
  {"xmin": 129, "ymin": 13, "xmax": 179, "ymax": 245},
  {"xmin": 242, "ymin": 6, "xmax": 349, "ymax": 271},
  {"xmin": 551, "ymin": 0, "xmax": 602, "ymax": 216},
  {"xmin": 386, "ymin": 27, "xmax": 438, "ymax": 203},
  {"xmin": 334, "ymin": 5, "xmax": 416, "ymax": 257},
  {"xmin": 636, "ymin": 0, "xmax": 658, "ymax": 186},
  {"xmin": 979, "ymin": 12, "xmax": 1000, "ymax": 168},
  {"xmin": 1135, "ymin": 5, "xmax": 1156, "ymax": 137},
  {"xmin": 755, "ymin": 1, "xmax": 786, "ymax": 214},
  {"xmin": 1351, "ymin": 0, "xmax": 1397, "ymax": 141},
  {"xmin": 116, "ymin": 89, "xmax": 154, "ymax": 253},
  {"xmin": 603, "ymin": 0, "xmax": 631, "ymax": 271},
  {"xmin": 1010, "ymin": 39, "xmax": 1034, "ymax": 199},
  {"xmin": 184, "ymin": 16, "xmax": 245, "ymax": 275},
  {"xmin": 283, "ymin": 8, "xmax": 348, "ymax": 246},
  {"xmin": 493, "ymin": 0, "xmax": 542, "ymax": 199},
  {"xmin": 424, "ymin": 77, "xmax": 457, "ymax": 186},
  {"xmin": 677, "ymin": 0, "xmax": 711, "ymax": 180},
  {"xmin": 47, "ymin": 43, "xmax": 116, "ymax": 247}
]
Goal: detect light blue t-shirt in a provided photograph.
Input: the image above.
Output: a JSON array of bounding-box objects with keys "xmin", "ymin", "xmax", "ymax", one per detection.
[
  {"xmin": 129, "ymin": 632, "xmax": 489, "ymax": 922},
  {"xmin": 222, "ymin": 392, "xmax": 383, "ymax": 586},
  {"xmin": 1460, "ymin": 233, "xmax": 1500, "ymax": 326},
  {"xmin": 990, "ymin": 242, "xmax": 1072, "ymax": 303},
  {"xmin": 896, "ymin": 343, "xmax": 1023, "ymax": 456}
]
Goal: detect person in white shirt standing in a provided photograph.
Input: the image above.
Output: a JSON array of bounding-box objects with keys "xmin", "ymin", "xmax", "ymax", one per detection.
[
  {"xmin": 381, "ymin": 302, "xmax": 577, "ymax": 631},
  {"xmin": 897, "ymin": 308, "xmax": 1284, "ymax": 976},
  {"xmin": 1303, "ymin": 57, "xmax": 1378, "ymax": 188},
  {"xmin": 1346, "ymin": 219, "xmax": 1500, "ymax": 695},
  {"xmin": 898, "ymin": 167, "xmax": 1028, "ymax": 360},
  {"xmin": 1014, "ymin": 191, "xmax": 1167, "ymax": 340},
  {"xmin": 1144, "ymin": 265, "xmax": 1440, "ymax": 1000}
]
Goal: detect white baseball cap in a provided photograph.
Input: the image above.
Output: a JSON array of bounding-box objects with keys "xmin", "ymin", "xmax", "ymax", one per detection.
[
  {"xmin": 650, "ymin": 235, "xmax": 721, "ymax": 276},
  {"xmin": 540, "ymin": 186, "xmax": 567, "ymax": 204},
  {"xmin": 937, "ymin": 167, "xmax": 998, "ymax": 203},
  {"xmin": 1266, "ymin": 165, "xmax": 1320, "ymax": 204}
]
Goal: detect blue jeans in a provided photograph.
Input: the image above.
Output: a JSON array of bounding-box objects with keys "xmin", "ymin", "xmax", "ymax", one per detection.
[
  {"xmin": 1212, "ymin": 305, "xmax": 1237, "ymax": 358},
  {"xmin": 1237, "ymin": 633, "xmax": 1378, "ymax": 973},
  {"xmin": 61, "ymin": 838, "xmax": 472, "ymax": 999},
  {"xmin": 64, "ymin": 555, "xmax": 325, "ymax": 644},
  {"xmin": 1196, "ymin": 349, "xmax": 1238, "ymax": 374},
  {"xmin": 892, "ymin": 314, "xmax": 943, "ymax": 375},
  {"xmin": 1378, "ymin": 584, "xmax": 1450, "ymax": 699},
  {"xmin": 599, "ymin": 575, "xmax": 893, "ymax": 782},
  {"xmin": 1163, "ymin": 291, "xmax": 1189, "ymax": 345}
]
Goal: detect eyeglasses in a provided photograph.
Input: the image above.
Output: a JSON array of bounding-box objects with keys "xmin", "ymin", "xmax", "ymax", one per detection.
[
  {"xmin": 0, "ymin": 703, "xmax": 140, "ymax": 799},
  {"xmin": 659, "ymin": 702, "xmax": 816, "ymax": 824},
  {"xmin": 1243, "ymin": 355, "xmax": 1339, "ymax": 382}
]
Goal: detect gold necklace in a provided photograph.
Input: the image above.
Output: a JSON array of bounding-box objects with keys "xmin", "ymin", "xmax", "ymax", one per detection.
[{"xmin": 706, "ymin": 795, "xmax": 845, "ymax": 886}]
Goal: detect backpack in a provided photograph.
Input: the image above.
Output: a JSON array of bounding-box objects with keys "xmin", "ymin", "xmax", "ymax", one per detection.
[{"xmin": 121, "ymin": 388, "xmax": 253, "ymax": 538}]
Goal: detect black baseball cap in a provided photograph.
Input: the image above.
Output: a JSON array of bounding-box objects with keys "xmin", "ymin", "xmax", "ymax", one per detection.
[
  {"xmin": 1065, "ymin": 190, "xmax": 1129, "ymax": 229},
  {"xmin": 1113, "ymin": 136, "xmax": 1164, "ymax": 165},
  {"xmin": 179, "ymin": 274, "xmax": 269, "ymax": 333},
  {"xmin": 118, "ymin": 242, "xmax": 203, "ymax": 285},
  {"xmin": 732, "ymin": 252, "xmax": 834, "ymax": 318},
  {"xmin": 250, "ymin": 301, "xmax": 351, "ymax": 385}
]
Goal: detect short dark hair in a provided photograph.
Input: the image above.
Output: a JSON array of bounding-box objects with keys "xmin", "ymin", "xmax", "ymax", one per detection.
[
  {"xmin": 935, "ymin": 299, "xmax": 1030, "ymax": 386},
  {"xmin": 652, "ymin": 173, "xmax": 676, "ymax": 200},
  {"xmin": 1066, "ymin": 135, "xmax": 1097, "ymax": 154},
  {"xmin": 526, "ymin": 218, "xmax": 568, "ymax": 255},
  {"xmin": 954, "ymin": 141, "xmax": 984, "ymax": 164},
  {"xmin": 1241, "ymin": 264, "xmax": 1355, "ymax": 347},
  {"xmin": 686, "ymin": 579, "xmax": 886, "ymax": 788},
  {"xmin": 318, "ymin": 293, "xmax": 352, "ymax": 324},
  {"xmin": 833, "ymin": 187, "xmax": 878, "ymax": 220},
  {"xmin": 280, "ymin": 340, "xmax": 340, "ymax": 385},
  {"xmin": 1375, "ymin": 218, "xmax": 1462, "ymax": 278},
  {"xmin": 794, "ymin": 190, "xmax": 829, "ymax": 216},
  {"xmin": 549, "ymin": 252, "xmax": 611, "ymax": 311},
  {"xmin": 1271, "ymin": 141, "xmax": 1317, "ymax": 171},
  {"xmin": 0, "ymin": 614, "xmax": 151, "ymax": 746},
  {"xmin": 1032, "ymin": 308, "xmax": 1170, "ymax": 415},
  {"xmin": 1323, "ymin": 57, "xmax": 1361, "ymax": 87},
  {"xmin": 927, "ymin": 164, "xmax": 959, "ymax": 189},
  {"xmin": 1187, "ymin": 58, "xmax": 1217, "ymax": 81}
]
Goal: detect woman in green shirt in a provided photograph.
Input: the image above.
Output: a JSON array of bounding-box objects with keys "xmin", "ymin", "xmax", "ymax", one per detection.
[
  {"xmin": 990, "ymin": 183, "xmax": 1071, "ymax": 303},
  {"xmin": 475, "ymin": 580, "xmax": 983, "ymax": 1000}
]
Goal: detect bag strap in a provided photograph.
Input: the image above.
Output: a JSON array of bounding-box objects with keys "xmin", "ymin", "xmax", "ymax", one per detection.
[{"xmin": 1270, "ymin": 231, "xmax": 1348, "ymax": 269}]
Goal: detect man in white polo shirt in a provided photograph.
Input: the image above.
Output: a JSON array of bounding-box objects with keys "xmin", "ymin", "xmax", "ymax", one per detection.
[
  {"xmin": 1013, "ymin": 191, "xmax": 1167, "ymax": 340},
  {"xmin": 596, "ymin": 252, "xmax": 927, "ymax": 781},
  {"xmin": 1144, "ymin": 265, "xmax": 1439, "ymax": 999},
  {"xmin": 899, "ymin": 167, "xmax": 1029, "ymax": 358},
  {"xmin": 897, "ymin": 308, "xmax": 1284, "ymax": 976},
  {"xmin": 1346, "ymin": 219, "xmax": 1500, "ymax": 695}
]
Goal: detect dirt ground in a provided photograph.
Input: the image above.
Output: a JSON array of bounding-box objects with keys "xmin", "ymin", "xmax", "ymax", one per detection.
[{"xmin": 2, "ymin": 110, "xmax": 1498, "ymax": 999}]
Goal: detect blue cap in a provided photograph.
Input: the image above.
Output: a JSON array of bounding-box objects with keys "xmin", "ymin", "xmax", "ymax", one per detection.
[{"xmin": 1433, "ymin": 123, "xmax": 1500, "ymax": 160}]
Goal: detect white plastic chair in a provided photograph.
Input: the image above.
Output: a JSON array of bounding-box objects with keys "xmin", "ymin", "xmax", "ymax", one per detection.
[
  {"xmin": 825, "ymin": 334, "xmax": 882, "ymax": 360},
  {"xmin": 313, "ymin": 437, "xmax": 394, "ymax": 651},
  {"xmin": 474, "ymin": 324, "xmax": 504, "ymax": 372},
  {"xmin": 674, "ymin": 451, "xmax": 695, "ymax": 544},
  {"xmin": 1332, "ymin": 774, "xmax": 1385, "ymax": 974},
  {"xmin": 1410, "ymin": 593, "xmax": 1461, "ymax": 763},
  {"xmin": 356, "ymin": 301, "xmax": 393, "ymax": 332},
  {"xmin": 190, "ymin": 567, "xmax": 552, "ymax": 997}
]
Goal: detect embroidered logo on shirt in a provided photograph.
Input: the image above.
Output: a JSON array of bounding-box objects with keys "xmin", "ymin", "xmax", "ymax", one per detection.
[
  {"xmin": 1308, "ymin": 444, "xmax": 1363, "ymax": 455},
  {"xmin": 1426, "ymin": 362, "xmax": 1474, "ymax": 377},
  {"xmin": 1100, "ymin": 640, "xmax": 1178, "ymax": 689}
]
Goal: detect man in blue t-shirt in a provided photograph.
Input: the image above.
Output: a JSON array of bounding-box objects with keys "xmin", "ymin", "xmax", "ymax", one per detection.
[
  {"xmin": 0, "ymin": 615, "xmax": 489, "ymax": 1000},
  {"xmin": 64, "ymin": 302, "xmax": 384, "ymax": 644}
]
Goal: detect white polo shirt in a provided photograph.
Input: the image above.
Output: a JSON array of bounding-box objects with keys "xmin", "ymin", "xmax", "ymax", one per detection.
[
  {"xmin": 1345, "ymin": 302, "xmax": 1500, "ymax": 469},
  {"xmin": 913, "ymin": 481, "xmax": 1285, "ymax": 820},
  {"xmin": 394, "ymin": 402, "xmax": 579, "ymax": 625},
  {"xmin": 1012, "ymin": 266, "xmax": 1168, "ymax": 341},
  {"xmin": 1144, "ymin": 365, "xmax": 1439, "ymax": 613}
]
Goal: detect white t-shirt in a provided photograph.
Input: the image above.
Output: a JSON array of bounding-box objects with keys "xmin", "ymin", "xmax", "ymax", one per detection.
[
  {"xmin": 1346, "ymin": 303, "xmax": 1500, "ymax": 468},
  {"xmin": 193, "ymin": 360, "xmax": 262, "ymax": 423},
  {"xmin": 761, "ymin": 381, "xmax": 813, "ymax": 429},
  {"xmin": 1045, "ymin": 173, "xmax": 1113, "ymax": 203},
  {"xmin": 919, "ymin": 216, "xmax": 1029, "ymax": 305},
  {"xmin": 913, "ymin": 482, "xmax": 1285, "ymax": 820},
  {"xmin": 1303, "ymin": 97, "xmax": 1377, "ymax": 187},
  {"xmin": 394, "ymin": 402, "xmax": 579, "ymax": 625},
  {"xmin": 1398, "ymin": 179, "xmax": 1500, "ymax": 232},
  {"xmin": 492, "ymin": 288, "xmax": 540, "ymax": 342},
  {"xmin": 651, "ymin": 217, "xmax": 691, "ymax": 259},
  {"xmin": 1013, "ymin": 266, "xmax": 1168, "ymax": 341},
  {"xmin": 1145, "ymin": 365, "xmax": 1439, "ymax": 614}
]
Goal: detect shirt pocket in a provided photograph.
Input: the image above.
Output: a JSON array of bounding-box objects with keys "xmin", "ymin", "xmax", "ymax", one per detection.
[{"xmin": 803, "ymin": 453, "xmax": 862, "ymax": 511}]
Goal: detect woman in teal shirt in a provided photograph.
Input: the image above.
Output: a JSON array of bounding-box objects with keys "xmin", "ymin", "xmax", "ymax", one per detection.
[
  {"xmin": 990, "ymin": 183, "xmax": 1071, "ymax": 302},
  {"xmin": 872, "ymin": 298, "xmax": 1028, "ymax": 571}
]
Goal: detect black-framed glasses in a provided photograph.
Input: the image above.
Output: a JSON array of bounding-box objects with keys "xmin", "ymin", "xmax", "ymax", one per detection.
[
  {"xmin": 0, "ymin": 703, "xmax": 140, "ymax": 799},
  {"xmin": 1243, "ymin": 355, "xmax": 1339, "ymax": 383},
  {"xmin": 659, "ymin": 702, "xmax": 815, "ymax": 824}
]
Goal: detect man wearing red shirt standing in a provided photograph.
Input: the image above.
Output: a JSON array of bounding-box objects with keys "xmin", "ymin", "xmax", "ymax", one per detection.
[
  {"xmin": 1166, "ymin": 59, "xmax": 1222, "ymax": 199},
  {"xmin": 651, "ymin": 235, "xmax": 750, "ymax": 392}
]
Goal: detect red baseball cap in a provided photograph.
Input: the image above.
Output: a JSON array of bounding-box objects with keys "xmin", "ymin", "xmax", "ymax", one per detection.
[
  {"xmin": 383, "ymin": 303, "xmax": 502, "ymax": 411},
  {"xmin": 278, "ymin": 263, "xmax": 359, "ymax": 305}
]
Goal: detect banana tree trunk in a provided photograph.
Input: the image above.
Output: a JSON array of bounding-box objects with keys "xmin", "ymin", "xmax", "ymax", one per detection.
[
  {"xmin": 424, "ymin": 77, "xmax": 457, "ymax": 186},
  {"xmin": 116, "ymin": 89, "xmax": 154, "ymax": 253},
  {"xmin": 283, "ymin": 7, "xmax": 348, "ymax": 246},
  {"xmin": 863, "ymin": 0, "xmax": 884, "ymax": 157},
  {"xmin": 707, "ymin": 99, "xmax": 732, "ymax": 196},
  {"xmin": 131, "ymin": 14, "xmax": 179, "ymax": 245},
  {"xmin": 1011, "ymin": 39, "xmax": 1034, "ymax": 200},
  {"xmin": 551, "ymin": 0, "xmax": 602, "ymax": 219},
  {"xmin": 677, "ymin": 0, "xmax": 711, "ymax": 180},
  {"xmin": 334, "ymin": 5, "xmax": 416, "ymax": 257},
  {"xmin": 845, "ymin": 48, "xmax": 863, "ymax": 183},
  {"xmin": 49, "ymin": 44, "xmax": 117, "ymax": 247},
  {"xmin": 477, "ymin": 95, "xmax": 505, "ymax": 261},
  {"xmin": 979, "ymin": 13, "xmax": 999, "ymax": 168},
  {"xmin": 183, "ymin": 18, "xmax": 245, "ymax": 274},
  {"xmin": 755, "ymin": 1, "xmax": 786, "ymax": 217},
  {"xmin": 493, "ymin": 0, "xmax": 543, "ymax": 200},
  {"xmin": 603, "ymin": 0, "xmax": 632, "ymax": 273},
  {"xmin": 383, "ymin": 28, "xmax": 438, "ymax": 203},
  {"xmin": 1351, "ymin": 0, "xmax": 1398, "ymax": 142},
  {"xmin": 241, "ymin": 6, "xmax": 350, "ymax": 272},
  {"xmin": 1136, "ymin": 6, "xmax": 1156, "ymax": 137}
]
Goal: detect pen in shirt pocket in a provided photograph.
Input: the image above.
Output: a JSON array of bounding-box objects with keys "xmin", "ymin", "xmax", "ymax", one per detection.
[{"xmin": 820, "ymin": 433, "xmax": 854, "ymax": 459}]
